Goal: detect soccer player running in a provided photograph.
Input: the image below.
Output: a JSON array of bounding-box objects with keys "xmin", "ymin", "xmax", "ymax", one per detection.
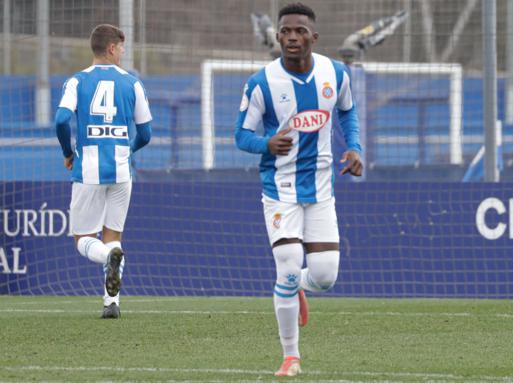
[
  {"xmin": 235, "ymin": 3, "xmax": 362, "ymax": 376},
  {"xmin": 55, "ymin": 24, "xmax": 152, "ymax": 319}
]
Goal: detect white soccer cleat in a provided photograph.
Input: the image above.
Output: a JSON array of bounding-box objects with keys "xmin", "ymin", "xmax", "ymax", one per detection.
[{"xmin": 275, "ymin": 356, "xmax": 301, "ymax": 377}]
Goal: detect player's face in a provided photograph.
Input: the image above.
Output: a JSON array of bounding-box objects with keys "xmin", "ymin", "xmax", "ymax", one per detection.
[{"xmin": 277, "ymin": 14, "xmax": 318, "ymax": 62}]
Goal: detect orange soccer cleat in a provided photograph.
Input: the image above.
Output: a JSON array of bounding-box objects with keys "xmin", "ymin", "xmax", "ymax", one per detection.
[
  {"xmin": 274, "ymin": 356, "xmax": 301, "ymax": 377},
  {"xmin": 298, "ymin": 289, "xmax": 309, "ymax": 327}
]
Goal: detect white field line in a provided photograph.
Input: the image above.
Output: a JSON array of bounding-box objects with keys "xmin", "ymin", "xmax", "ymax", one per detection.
[
  {"xmin": 0, "ymin": 377, "xmax": 512, "ymax": 383},
  {"xmin": 0, "ymin": 380, "xmax": 456, "ymax": 383},
  {"xmin": 0, "ymin": 299, "xmax": 100, "ymax": 305},
  {"xmin": 0, "ymin": 380, "xmax": 428, "ymax": 383},
  {"xmin": 0, "ymin": 307, "xmax": 512, "ymax": 319},
  {"xmin": 0, "ymin": 297, "xmax": 252, "ymax": 305},
  {"xmin": 3, "ymin": 365, "xmax": 513, "ymax": 383},
  {"xmin": 0, "ymin": 379, "xmax": 408, "ymax": 383},
  {"xmin": 0, "ymin": 381, "xmax": 407, "ymax": 383}
]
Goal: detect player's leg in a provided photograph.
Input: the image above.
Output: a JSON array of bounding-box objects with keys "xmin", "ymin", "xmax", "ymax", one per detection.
[
  {"xmin": 302, "ymin": 197, "xmax": 340, "ymax": 293},
  {"xmin": 71, "ymin": 183, "xmax": 111, "ymax": 264},
  {"xmin": 102, "ymin": 232, "xmax": 124, "ymax": 319},
  {"xmin": 103, "ymin": 181, "xmax": 132, "ymax": 307},
  {"xmin": 262, "ymin": 196, "xmax": 304, "ymax": 376}
]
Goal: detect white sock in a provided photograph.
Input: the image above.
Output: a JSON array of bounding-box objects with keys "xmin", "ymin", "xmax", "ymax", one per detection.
[
  {"xmin": 105, "ymin": 241, "xmax": 121, "ymax": 250},
  {"xmin": 300, "ymin": 251, "xmax": 340, "ymax": 292},
  {"xmin": 273, "ymin": 243, "xmax": 303, "ymax": 359},
  {"xmin": 103, "ymin": 241, "xmax": 124, "ymax": 306},
  {"xmin": 274, "ymin": 294, "xmax": 300, "ymax": 358},
  {"xmin": 77, "ymin": 237, "xmax": 110, "ymax": 265}
]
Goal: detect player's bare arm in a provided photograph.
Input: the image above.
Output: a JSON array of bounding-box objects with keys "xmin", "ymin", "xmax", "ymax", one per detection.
[
  {"xmin": 340, "ymin": 150, "xmax": 363, "ymax": 176},
  {"xmin": 268, "ymin": 128, "xmax": 293, "ymax": 155}
]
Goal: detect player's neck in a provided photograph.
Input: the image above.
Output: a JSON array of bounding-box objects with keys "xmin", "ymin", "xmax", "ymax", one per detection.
[
  {"xmin": 281, "ymin": 56, "xmax": 313, "ymax": 74},
  {"xmin": 92, "ymin": 56, "xmax": 117, "ymax": 66}
]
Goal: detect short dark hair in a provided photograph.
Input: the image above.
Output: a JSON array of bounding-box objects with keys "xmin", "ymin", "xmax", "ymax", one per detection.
[
  {"xmin": 90, "ymin": 24, "xmax": 125, "ymax": 56},
  {"xmin": 278, "ymin": 2, "xmax": 316, "ymax": 22}
]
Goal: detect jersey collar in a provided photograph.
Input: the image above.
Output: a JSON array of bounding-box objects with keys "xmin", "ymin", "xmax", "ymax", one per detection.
[{"xmin": 279, "ymin": 55, "xmax": 316, "ymax": 85}]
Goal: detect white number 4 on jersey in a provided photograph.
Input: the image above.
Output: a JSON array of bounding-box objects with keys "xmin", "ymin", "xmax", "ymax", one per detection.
[{"xmin": 90, "ymin": 80, "xmax": 117, "ymax": 123}]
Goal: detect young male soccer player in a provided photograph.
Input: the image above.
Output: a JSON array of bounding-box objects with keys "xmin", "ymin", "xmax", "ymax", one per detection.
[
  {"xmin": 235, "ymin": 3, "xmax": 362, "ymax": 376},
  {"xmin": 55, "ymin": 24, "xmax": 152, "ymax": 319}
]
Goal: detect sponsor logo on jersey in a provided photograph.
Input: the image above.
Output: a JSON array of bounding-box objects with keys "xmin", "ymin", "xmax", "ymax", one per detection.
[
  {"xmin": 87, "ymin": 125, "xmax": 128, "ymax": 139},
  {"xmin": 272, "ymin": 213, "xmax": 282, "ymax": 229},
  {"xmin": 322, "ymin": 82, "xmax": 334, "ymax": 99},
  {"xmin": 288, "ymin": 110, "xmax": 330, "ymax": 133},
  {"xmin": 279, "ymin": 93, "xmax": 291, "ymax": 103}
]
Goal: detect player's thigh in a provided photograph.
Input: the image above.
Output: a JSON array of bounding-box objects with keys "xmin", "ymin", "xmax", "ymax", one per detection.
[
  {"xmin": 104, "ymin": 181, "xmax": 132, "ymax": 232},
  {"xmin": 303, "ymin": 197, "xmax": 339, "ymax": 244},
  {"xmin": 70, "ymin": 183, "xmax": 107, "ymax": 235},
  {"xmin": 262, "ymin": 195, "xmax": 304, "ymax": 246}
]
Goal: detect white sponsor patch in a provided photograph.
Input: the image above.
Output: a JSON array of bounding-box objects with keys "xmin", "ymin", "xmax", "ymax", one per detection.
[
  {"xmin": 87, "ymin": 125, "xmax": 128, "ymax": 139},
  {"xmin": 288, "ymin": 110, "xmax": 330, "ymax": 133}
]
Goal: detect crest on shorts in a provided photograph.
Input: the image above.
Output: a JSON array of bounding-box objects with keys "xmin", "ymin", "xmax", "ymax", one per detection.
[
  {"xmin": 272, "ymin": 213, "xmax": 282, "ymax": 229},
  {"xmin": 322, "ymin": 82, "xmax": 334, "ymax": 99}
]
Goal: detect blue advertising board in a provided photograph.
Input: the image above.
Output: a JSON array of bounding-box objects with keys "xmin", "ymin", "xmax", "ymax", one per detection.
[{"xmin": 1, "ymin": 181, "xmax": 512, "ymax": 298}]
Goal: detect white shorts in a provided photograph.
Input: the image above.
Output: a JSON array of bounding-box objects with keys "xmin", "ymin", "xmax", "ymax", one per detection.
[
  {"xmin": 70, "ymin": 181, "xmax": 132, "ymax": 235},
  {"xmin": 262, "ymin": 195, "xmax": 340, "ymax": 246}
]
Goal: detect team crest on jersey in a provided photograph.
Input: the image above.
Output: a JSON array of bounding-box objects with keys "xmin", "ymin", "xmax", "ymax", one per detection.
[
  {"xmin": 272, "ymin": 213, "xmax": 282, "ymax": 229},
  {"xmin": 322, "ymin": 82, "xmax": 334, "ymax": 99},
  {"xmin": 288, "ymin": 110, "xmax": 330, "ymax": 133}
]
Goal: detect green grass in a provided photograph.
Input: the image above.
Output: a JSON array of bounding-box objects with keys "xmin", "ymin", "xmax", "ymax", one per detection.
[{"xmin": 1, "ymin": 296, "xmax": 513, "ymax": 382}]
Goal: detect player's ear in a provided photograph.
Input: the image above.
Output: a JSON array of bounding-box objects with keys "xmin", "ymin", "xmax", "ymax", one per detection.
[
  {"xmin": 107, "ymin": 42, "xmax": 116, "ymax": 56},
  {"xmin": 312, "ymin": 31, "xmax": 319, "ymax": 44}
]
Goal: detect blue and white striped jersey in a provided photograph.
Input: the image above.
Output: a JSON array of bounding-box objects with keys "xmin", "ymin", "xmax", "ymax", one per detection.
[
  {"xmin": 58, "ymin": 64, "xmax": 152, "ymax": 184},
  {"xmin": 235, "ymin": 53, "xmax": 361, "ymax": 203}
]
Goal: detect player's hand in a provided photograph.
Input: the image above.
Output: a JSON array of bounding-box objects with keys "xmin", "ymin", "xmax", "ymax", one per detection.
[
  {"xmin": 340, "ymin": 150, "xmax": 363, "ymax": 176},
  {"xmin": 64, "ymin": 154, "xmax": 74, "ymax": 170},
  {"xmin": 268, "ymin": 128, "xmax": 293, "ymax": 155}
]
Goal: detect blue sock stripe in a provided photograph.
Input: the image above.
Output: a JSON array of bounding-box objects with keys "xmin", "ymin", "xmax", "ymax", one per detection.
[
  {"xmin": 276, "ymin": 283, "xmax": 298, "ymax": 291},
  {"xmin": 274, "ymin": 289, "xmax": 298, "ymax": 298}
]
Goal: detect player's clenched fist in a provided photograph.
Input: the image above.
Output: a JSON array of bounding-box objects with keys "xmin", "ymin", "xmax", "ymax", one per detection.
[{"xmin": 268, "ymin": 127, "xmax": 293, "ymax": 155}]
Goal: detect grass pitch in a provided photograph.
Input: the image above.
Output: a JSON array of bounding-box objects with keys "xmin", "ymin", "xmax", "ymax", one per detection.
[{"xmin": 1, "ymin": 296, "xmax": 513, "ymax": 382}]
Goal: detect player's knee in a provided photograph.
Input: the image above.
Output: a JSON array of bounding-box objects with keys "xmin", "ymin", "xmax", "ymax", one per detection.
[
  {"xmin": 307, "ymin": 250, "xmax": 339, "ymax": 291},
  {"xmin": 273, "ymin": 242, "xmax": 304, "ymax": 287}
]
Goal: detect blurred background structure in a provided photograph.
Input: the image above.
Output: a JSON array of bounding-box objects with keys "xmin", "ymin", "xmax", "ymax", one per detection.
[
  {"xmin": 0, "ymin": 0, "xmax": 511, "ymax": 181},
  {"xmin": 2, "ymin": 1, "xmax": 513, "ymax": 298}
]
